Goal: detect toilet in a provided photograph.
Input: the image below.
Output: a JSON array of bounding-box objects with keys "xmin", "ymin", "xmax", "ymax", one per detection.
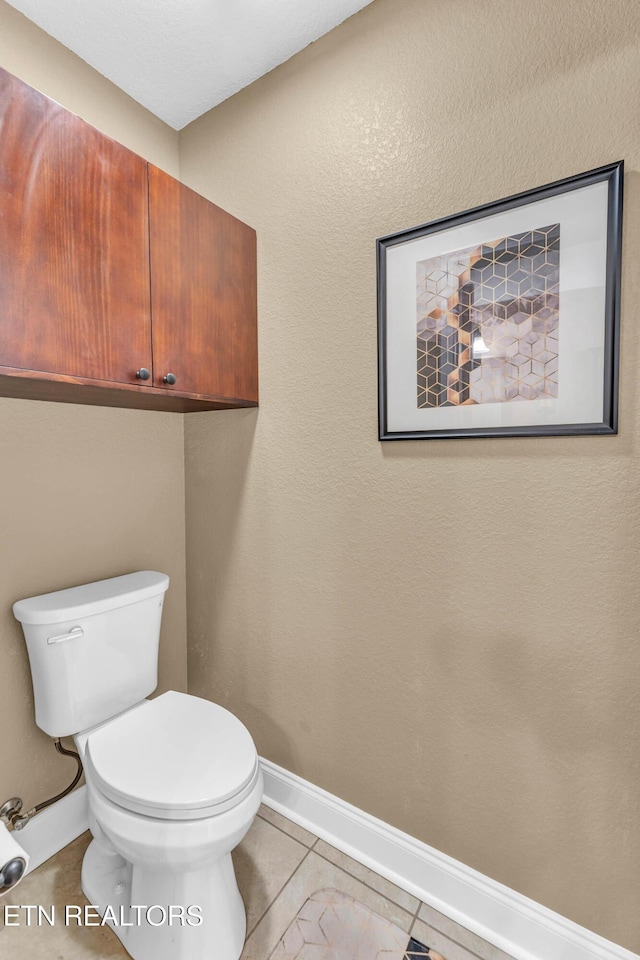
[{"xmin": 13, "ymin": 571, "xmax": 263, "ymax": 960}]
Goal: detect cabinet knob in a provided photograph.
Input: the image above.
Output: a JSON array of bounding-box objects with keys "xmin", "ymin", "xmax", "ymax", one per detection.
[
  {"xmin": 136, "ymin": 368, "xmax": 151, "ymax": 381},
  {"xmin": 163, "ymin": 373, "xmax": 177, "ymax": 385}
]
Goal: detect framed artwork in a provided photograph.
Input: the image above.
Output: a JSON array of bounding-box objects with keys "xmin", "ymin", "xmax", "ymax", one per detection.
[{"xmin": 377, "ymin": 161, "xmax": 623, "ymax": 440}]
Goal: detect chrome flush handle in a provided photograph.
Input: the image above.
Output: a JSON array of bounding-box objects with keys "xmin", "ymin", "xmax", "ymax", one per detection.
[{"xmin": 46, "ymin": 626, "xmax": 84, "ymax": 645}]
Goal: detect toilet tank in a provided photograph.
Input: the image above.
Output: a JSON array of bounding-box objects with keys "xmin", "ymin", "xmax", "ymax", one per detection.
[{"xmin": 13, "ymin": 571, "xmax": 169, "ymax": 738}]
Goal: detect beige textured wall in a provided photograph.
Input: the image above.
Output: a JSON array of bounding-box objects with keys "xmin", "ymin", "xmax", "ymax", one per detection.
[
  {"xmin": 181, "ymin": 0, "xmax": 640, "ymax": 950},
  {"xmin": 0, "ymin": 1, "xmax": 187, "ymax": 811}
]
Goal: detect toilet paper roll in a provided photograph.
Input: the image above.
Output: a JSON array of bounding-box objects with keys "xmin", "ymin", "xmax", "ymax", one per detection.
[{"xmin": 0, "ymin": 822, "xmax": 29, "ymax": 895}]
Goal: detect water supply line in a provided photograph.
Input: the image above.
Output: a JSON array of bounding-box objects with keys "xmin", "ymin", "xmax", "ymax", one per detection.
[{"xmin": 0, "ymin": 739, "xmax": 83, "ymax": 831}]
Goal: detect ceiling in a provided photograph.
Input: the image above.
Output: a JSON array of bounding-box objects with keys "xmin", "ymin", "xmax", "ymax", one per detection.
[{"xmin": 6, "ymin": 0, "xmax": 374, "ymax": 130}]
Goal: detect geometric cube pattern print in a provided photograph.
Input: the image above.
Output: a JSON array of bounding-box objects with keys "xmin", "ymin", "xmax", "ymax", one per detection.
[
  {"xmin": 270, "ymin": 888, "xmax": 446, "ymax": 960},
  {"xmin": 416, "ymin": 224, "xmax": 560, "ymax": 407}
]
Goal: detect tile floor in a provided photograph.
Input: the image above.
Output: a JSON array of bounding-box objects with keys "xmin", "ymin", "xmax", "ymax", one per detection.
[{"xmin": 0, "ymin": 804, "xmax": 516, "ymax": 960}]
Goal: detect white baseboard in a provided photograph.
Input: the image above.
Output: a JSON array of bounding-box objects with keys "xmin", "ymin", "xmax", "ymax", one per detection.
[
  {"xmin": 259, "ymin": 757, "xmax": 638, "ymax": 960},
  {"xmin": 9, "ymin": 768, "xmax": 637, "ymax": 960},
  {"xmin": 13, "ymin": 785, "xmax": 88, "ymax": 875}
]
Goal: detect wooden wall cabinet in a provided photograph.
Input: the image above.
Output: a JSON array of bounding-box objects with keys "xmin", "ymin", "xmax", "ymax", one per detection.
[
  {"xmin": 0, "ymin": 68, "xmax": 258, "ymax": 412},
  {"xmin": 149, "ymin": 165, "xmax": 258, "ymax": 405}
]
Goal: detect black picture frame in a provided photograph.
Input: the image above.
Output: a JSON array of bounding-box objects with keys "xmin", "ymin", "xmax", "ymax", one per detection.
[{"xmin": 377, "ymin": 161, "xmax": 623, "ymax": 440}]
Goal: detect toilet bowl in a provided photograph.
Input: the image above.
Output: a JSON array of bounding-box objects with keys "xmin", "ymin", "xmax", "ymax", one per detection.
[
  {"xmin": 13, "ymin": 572, "xmax": 262, "ymax": 960},
  {"xmin": 76, "ymin": 690, "xmax": 263, "ymax": 960}
]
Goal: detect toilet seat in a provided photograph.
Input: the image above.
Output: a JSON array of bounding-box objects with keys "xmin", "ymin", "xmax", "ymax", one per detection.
[{"xmin": 84, "ymin": 691, "xmax": 259, "ymax": 821}]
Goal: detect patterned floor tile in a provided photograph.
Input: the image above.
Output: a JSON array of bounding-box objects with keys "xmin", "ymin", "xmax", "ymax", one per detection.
[
  {"xmin": 269, "ymin": 888, "xmax": 445, "ymax": 960},
  {"xmin": 406, "ymin": 937, "xmax": 431, "ymax": 955}
]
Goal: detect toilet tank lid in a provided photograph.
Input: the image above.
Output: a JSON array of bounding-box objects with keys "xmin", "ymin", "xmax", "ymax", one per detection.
[{"xmin": 13, "ymin": 571, "xmax": 169, "ymax": 625}]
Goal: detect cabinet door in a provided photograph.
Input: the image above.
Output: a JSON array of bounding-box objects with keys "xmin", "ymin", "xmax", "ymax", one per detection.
[
  {"xmin": 0, "ymin": 69, "xmax": 151, "ymax": 384},
  {"xmin": 148, "ymin": 164, "xmax": 258, "ymax": 402}
]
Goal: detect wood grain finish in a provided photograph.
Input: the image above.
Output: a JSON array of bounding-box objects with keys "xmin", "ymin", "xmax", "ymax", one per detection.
[
  {"xmin": 0, "ymin": 366, "xmax": 257, "ymax": 412},
  {"xmin": 148, "ymin": 164, "xmax": 258, "ymax": 403},
  {"xmin": 0, "ymin": 68, "xmax": 258, "ymax": 411},
  {"xmin": 0, "ymin": 68, "xmax": 151, "ymax": 385}
]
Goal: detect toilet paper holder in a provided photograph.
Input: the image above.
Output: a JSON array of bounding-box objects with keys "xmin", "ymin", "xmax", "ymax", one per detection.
[
  {"xmin": 0, "ymin": 817, "xmax": 29, "ymax": 895},
  {"xmin": 0, "ymin": 740, "xmax": 83, "ymax": 896}
]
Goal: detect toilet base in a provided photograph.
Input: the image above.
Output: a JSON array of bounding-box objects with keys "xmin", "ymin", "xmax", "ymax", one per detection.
[{"xmin": 82, "ymin": 838, "xmax": 246, "ymax": 960}]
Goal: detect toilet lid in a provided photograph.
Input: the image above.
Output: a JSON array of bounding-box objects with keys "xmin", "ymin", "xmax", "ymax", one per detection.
[{"xmin": 84, "ymin": 691, "xmax": 259, "ymax": 820}]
